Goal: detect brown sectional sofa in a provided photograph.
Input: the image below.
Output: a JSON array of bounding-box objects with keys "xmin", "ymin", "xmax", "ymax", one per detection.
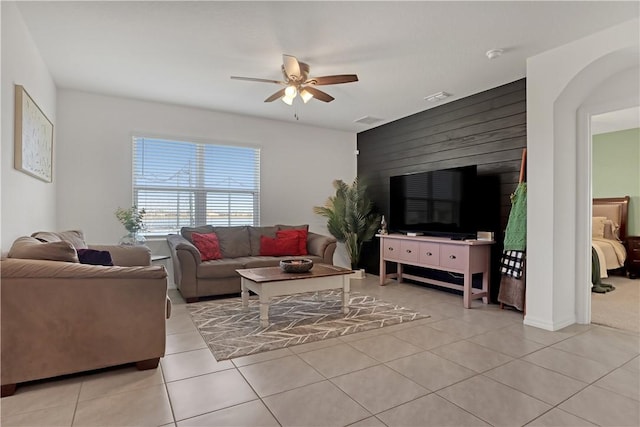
[
  {"xmin": 0, "ymin": 231, "xmax": 170, "ymax": 397},
  {"xmin": 167, "ymin": 224, "xmax": 337, "ymax": 302}
]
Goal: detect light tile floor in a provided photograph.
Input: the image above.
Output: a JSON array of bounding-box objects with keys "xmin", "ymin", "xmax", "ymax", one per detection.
[{"xmin": 2, "ymin": 276, "xmax": 639, "ymax": 426}]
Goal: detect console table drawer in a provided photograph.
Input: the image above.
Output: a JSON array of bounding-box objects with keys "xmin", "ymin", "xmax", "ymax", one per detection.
[
  {"xmin": 419, "ymin": 242, "xmax": 440, "ymax": 266},
  {"xmin": 383, "ymin": 240, "xmax": 401, "ymax": 260},
  {"xmin": 439, "ymin": 244, "xmax": 467, "ymax": 270},
  {"xmin": 400, "ymin": 241, "xmax": 419, "ymax": 263}
]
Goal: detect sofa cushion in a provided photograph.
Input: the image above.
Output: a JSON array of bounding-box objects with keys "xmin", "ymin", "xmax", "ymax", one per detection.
[
  {"xmin": 248, "ymin": 226, "xmax": 278, "ymax": 256},
  {"xmin": 197, "ymin": 259, "xmax": 244, "ymax": 279},
  {"xmin": 238, "ymin": 256, "xmax": 283, "ymax": 269},
  {"xmin": 8, "ymin": 237, "xmax": 79, "ymax": 263},
  {"xmin": 213, "ymin": 226, "xmax": 251, "ymax": 258},
  {"xmin": 31, "ymin": 230, "xmax": 88, "ymax": 249},
  {"xmin": 76, "ymin": 249, "xmax": 114, "ymax": 266},
  {"xmin": 277, "ymin": 229, "xmax": 308, "ymax": 255},
  {"xmin": 259, "ymin": 235, "xmax": 299, "ymax": 256},
  {"xmin": 191, "ymin": 232, "xmax": 222, "ymax": 261},
  {"xmin": 181, "ymin": 225, "xmax": 215, "ymax": 244}
]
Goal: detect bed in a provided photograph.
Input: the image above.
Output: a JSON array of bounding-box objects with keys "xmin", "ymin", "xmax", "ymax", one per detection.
[{"xmin": 592, "ymin": 196, "xmax": 630, "ymax": 278}]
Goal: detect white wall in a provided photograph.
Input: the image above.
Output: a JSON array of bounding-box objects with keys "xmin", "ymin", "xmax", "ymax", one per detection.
[
  {"xmin": 525, "ymin": 18, "xmax": 639, "ymax": 330},
  {"xmin": 56, "ymin": 90, "xmax": 356, "ymax": 265},
  {"xmin": 1, "ymin": 1, "xmax": 57, "ymax": 251}
]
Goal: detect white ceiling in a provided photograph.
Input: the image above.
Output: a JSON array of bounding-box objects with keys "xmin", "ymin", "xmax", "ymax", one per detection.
[{"xmin": 15, "ymin": 1, "xmax": 640, "ymax": 133}]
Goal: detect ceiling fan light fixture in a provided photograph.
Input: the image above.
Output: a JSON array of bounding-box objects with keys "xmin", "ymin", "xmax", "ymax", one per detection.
[
  {"xmin": 281, "ymin": 94, "xmax": 295, "ymax": 105},
  {"xmin": 284, "ymin": 85, "xmax": 297, "ymax": 97},
  {"xmin": 300, "ymin": 89, "xmax": 313, "ymax": 103}
]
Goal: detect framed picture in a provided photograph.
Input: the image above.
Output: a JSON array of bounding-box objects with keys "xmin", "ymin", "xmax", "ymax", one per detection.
[{"xmin": 14, "ymin": 84, "xmax": 54, "ymax": 183}]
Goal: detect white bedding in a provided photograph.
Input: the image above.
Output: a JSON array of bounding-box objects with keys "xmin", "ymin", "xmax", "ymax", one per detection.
[{"xmin": 592, "ymin": 237, "xmax": 627, "ymax": 278}]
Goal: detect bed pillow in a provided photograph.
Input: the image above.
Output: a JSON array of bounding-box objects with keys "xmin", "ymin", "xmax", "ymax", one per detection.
[
  {"xmin": 191, "ymin": 232, "xmax": 222, "ymax": 261},
  {"xmin": 592, "ymin": 216, "xmax": 607, "ymax": 238},
  {"xmin": 276, "ymin": 229, "xmax": 308, "ymax": 255},
  {"xmin": 603, "ymin": 219, "xmax": 621, "ymax": 241}
]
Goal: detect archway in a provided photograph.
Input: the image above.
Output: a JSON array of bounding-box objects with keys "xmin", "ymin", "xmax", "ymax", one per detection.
[
  {"xmin": 553, "ymin": 49, "xmax": 639, "ymax": 326},
  {"xmin": 525, "ymin": 19, "xmax": 639, "ymax": 331}
]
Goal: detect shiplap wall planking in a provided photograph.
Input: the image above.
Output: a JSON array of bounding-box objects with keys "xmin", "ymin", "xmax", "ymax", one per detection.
[{"xmin": 356, "ymin": 79, "xmax": 526, "ymax": 298}]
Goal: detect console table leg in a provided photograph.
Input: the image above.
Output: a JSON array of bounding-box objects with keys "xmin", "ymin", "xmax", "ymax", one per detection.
[
  {"xmin": 482, "ymin": 271, "xmax": 490, "ymax": 304},
  {"xmin": 463, "ymin": 274, "xmax": 472, "ymax": 308},
  {"xmin": 397, "ymin": 263, "xmax": 403, "ymax": 283}
]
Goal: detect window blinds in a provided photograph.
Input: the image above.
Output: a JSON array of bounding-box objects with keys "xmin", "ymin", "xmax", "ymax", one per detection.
[{"xmin": 132, "ymin": 137, "xmax": 260, "ymax": 235}]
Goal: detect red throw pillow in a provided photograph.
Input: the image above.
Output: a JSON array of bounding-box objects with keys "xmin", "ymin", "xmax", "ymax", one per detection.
[
  {"xmin": 191, "ymin": 232, "xmax": 222, "ymax": 261},
  {"xmin": 276, "ymin": 229, "xmax": 308, "ymax": 255},
  {"xmin": 259, "ymin": 235, "xmax": 299, "ymax": 256}
]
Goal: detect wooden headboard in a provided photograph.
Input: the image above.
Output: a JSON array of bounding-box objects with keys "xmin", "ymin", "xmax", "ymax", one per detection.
[{"xmin": 593, "ymin": 196, "xmax": 630, "ymax": 242}]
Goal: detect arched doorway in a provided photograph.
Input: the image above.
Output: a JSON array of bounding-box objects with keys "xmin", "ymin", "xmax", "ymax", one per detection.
[{"xmin": 525, "ymin": 18, "xmax": 639, "ymax": 331}]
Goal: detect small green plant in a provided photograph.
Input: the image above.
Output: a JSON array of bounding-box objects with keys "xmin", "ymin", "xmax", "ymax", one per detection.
[
  {"xmin": 314, "ymin": 178, "xmax": 380, "ymax": 269},
  {"xmin": 115, "ymin": 205, "xmax": 146, "ymax": 233}
]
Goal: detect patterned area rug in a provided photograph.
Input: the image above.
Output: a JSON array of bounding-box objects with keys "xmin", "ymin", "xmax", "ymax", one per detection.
[{"xmin": 188, "ymin": 290, "xmax": 429, "ymax": 361}]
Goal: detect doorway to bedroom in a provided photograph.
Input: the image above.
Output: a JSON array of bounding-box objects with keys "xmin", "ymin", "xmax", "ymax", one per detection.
[{"xmin": 590, "ymin": 107, "xmax": 639, "ymax": 333}]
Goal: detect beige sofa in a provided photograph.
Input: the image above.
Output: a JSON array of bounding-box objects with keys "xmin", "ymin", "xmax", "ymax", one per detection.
[
  {"xmin": 167, "ymin": 225, "xmax": 337, "ymax": 302},
  {"xmin": 0, "ymin": 231, "xmax": 170, "ymax": 397}
]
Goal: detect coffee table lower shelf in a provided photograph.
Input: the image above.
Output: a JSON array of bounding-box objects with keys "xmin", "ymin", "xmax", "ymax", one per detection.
[{"xmin": 237, "ymin": 264, "xmax": 354, "ymax": 327}]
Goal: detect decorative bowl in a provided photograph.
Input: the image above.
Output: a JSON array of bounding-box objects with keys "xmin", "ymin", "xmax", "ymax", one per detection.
[{"xmin": 280, "ymin": 258, "xmax": 314, "ymax": 273}]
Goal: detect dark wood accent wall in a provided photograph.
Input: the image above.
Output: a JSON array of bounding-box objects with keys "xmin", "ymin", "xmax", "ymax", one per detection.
[{"xmin": 357, "ymin": 79, "xmax": 526, "ymax": 300}]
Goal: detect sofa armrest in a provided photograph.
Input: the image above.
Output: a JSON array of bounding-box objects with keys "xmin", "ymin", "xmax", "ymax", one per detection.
[
  {"xmin": 88, "ymin": 244, "xmax": 151, "ymax": 267},
  {"xmin": 307, "ymin": 232, "xmax": 337, "ymax": 265},
  {"xmin": 166, "ymin": 234, "xmax": 201, "ymax": 299}
]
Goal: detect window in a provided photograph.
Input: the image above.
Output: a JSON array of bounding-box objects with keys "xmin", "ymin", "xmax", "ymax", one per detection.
[{"xmin": 133, "ymin": 137, "xmax": 260, "ymax": 236}]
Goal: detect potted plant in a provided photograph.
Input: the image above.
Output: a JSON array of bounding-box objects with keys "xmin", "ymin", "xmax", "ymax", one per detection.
[
  {"xmin": 115, "ymin": 205, "xmax": 146, "ymax": 245},
  {"xmin": 314, "ymin": 178, "xmax": 381, "ymax": 274}
]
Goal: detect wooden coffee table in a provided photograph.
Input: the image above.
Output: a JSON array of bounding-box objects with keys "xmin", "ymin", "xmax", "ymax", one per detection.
[{"xmin": 236, "ymin": 264, "xmax": 354, "ymax": 327}]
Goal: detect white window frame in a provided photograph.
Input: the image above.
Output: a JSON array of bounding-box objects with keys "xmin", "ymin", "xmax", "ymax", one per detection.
[{"xmin": 132, "ymin": 135, "xmax": 261, "ymax": 236}]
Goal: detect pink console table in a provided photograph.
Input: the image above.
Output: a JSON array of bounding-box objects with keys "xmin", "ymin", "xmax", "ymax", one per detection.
[{"xmin": 378, "ymin": 234, "xmax": 494, "ymax": 308}]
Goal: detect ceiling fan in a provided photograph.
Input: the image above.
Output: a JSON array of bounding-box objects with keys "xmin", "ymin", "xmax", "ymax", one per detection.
[{"xmin": 231, "ymin": 54, "xmax": 358, "ymax": 105}]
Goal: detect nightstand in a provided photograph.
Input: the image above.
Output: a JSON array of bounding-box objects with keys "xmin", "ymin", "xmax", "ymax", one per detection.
[{"xmin": 626, "ymin": 236, "xmax": 640, "ymax": 279}]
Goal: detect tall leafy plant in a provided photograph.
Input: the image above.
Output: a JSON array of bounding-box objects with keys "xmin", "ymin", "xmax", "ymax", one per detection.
[{"xmin": 314, "ymin": 178, "xmax": 381, "ymax": 269}]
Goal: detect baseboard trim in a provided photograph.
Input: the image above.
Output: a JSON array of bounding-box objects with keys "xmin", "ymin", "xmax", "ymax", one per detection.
[{"xmin": 524, "ymin": 314, "xmax": 575, "ymax": 331}]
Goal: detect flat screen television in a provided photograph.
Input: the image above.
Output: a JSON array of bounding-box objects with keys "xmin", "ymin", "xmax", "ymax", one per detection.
[{"xmin": 389, "ymin": 165, "xmax": 478, "ymax": 239}]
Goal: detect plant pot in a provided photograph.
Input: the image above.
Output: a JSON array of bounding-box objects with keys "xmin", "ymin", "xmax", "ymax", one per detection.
[
  {"xmin": 119, "ymin": 231, "xmax": 146, "ymax": 246},
  {"xmin": 352, "ymin": 268, "xmax": 366, "ymax": 279}
]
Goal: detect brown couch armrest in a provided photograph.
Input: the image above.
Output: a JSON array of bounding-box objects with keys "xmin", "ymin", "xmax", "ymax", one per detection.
[
  {"xmin": 166, "ymin": 234, "xmax": 201, "ymax": 299},
  {"xmin": 307, "ymin": 232, "xmax": 337, "ymax": 265},
  {"xmin": 88, "ymin": 244, "xmax": 151, "ymax": 267}
]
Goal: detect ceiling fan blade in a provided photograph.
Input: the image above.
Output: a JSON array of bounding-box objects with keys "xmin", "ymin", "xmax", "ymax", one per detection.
[
  {"xmin": 231, "ymin": 76, "xmax": 285, "ymax": 84},
  {"xmin": 306, "ymin": 74, "xmax": 359, "ymax": 85},
  {"xmin": 282, "ymin": 54, "xmax": 302, "ymax": 80},
  {"xmin": 302, "ymin": 86, "xmax": 334, "ymax": 103},
  {"xmin": 264, "ymin": 88, "xmax": 287, "ymax": 102}
]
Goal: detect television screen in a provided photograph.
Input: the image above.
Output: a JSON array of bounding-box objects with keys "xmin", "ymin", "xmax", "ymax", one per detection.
[{"xmin": 389, "ymin": 165, "xmax": 478, "ymax": 237}]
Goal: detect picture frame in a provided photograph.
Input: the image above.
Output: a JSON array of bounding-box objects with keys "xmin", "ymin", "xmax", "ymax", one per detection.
[{"xmin": 14, "ymin": 84, "xmax": 54, "ymax": 183}]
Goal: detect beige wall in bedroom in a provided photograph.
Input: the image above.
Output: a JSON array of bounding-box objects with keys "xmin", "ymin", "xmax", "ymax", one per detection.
[{"xmin": 592, "ymin": 128, "xmax": 640, "ymax": 236}]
